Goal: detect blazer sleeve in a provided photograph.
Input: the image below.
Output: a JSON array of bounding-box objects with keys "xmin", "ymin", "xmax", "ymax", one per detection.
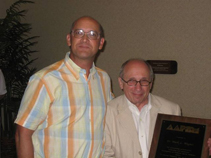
[
  {"xmin": 176, "ymin": 103, "xmax": 182, "ymax": 116},
  {"xmin": 104, "ymin": 105, "xmax": 115, "ymax": 158}
]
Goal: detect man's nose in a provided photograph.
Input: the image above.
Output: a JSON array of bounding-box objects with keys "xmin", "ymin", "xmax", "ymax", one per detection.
[
  {"xmin": 135, "ymin": 82, "xmax": 142, "ymax": 90},
  {"xmin": 81, "ymin": 33, "xmax": 89, "ymax": 41}
]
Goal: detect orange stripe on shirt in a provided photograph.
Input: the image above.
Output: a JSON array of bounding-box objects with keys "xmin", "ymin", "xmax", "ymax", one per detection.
[
  {"xmin": 88, "ymin": 81, "xmax": 94, "ymax": 158},
  {"xmin": 60, "ymin": 73, "xmax": 76, "ymax": 158},
  {"xmin": 42, "ymin": 60, "xmax": 63, "ymax": 158},
  {"xmin": 98, "ymin": 72, "xmax": 107, "ymax": 156}
]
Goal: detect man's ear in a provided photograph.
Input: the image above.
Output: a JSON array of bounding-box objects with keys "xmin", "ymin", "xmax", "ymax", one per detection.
[
  {"xmin": 98, "ymin": 38, "xmax": 105, "ymax": 50},
  {"xmin": 118, "ymin": 77, "xmax": 124, "ymax": 90},
  {"xmin": 66, "ymin": 34, "xmax": 71, "ymax": 47}
]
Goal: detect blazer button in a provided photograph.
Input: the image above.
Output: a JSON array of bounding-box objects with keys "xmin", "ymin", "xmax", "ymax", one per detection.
[{"xmin": 139, "ymin": 151, "xmax": 142, "ymax": 155}]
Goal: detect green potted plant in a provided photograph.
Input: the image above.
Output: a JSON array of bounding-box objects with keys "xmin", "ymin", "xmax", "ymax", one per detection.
[{"xmin": 0, "ymin": 0, "xmax": 38, "ymax": 156}]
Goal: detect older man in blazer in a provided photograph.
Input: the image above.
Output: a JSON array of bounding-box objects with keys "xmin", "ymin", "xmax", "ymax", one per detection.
[{"xmin": 104, "ymin": 59, "xmax": 181, "ymax": 158}]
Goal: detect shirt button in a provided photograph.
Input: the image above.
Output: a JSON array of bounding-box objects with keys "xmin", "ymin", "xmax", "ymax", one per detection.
[{"xmin": 139, "ymin": 151, "xmax": 142, "ymax": 155}]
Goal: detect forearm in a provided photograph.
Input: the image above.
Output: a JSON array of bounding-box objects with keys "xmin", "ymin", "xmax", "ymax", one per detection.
[{"xmin": 15, "ymin": 125, "xmax": 34, "ymax": 158}]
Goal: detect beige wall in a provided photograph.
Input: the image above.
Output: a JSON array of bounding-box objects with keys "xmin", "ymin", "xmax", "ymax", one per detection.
[{"xmin": 1, "ymin": 0, "xmax": 211, "ymax": 119}]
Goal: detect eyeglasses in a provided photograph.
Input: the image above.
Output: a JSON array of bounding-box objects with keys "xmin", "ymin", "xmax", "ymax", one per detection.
[
  {"xmin": 71, "ymin": 29, "xmax": 101, "ymax": 40},
  {"xmin": 121, "ymin": 78, "xmax": 151, "ymax": 86}
]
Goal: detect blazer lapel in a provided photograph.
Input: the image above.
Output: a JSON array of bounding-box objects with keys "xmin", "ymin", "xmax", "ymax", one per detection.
[{"xmin": 116, "ymin": 95, "xmax": 140, "ymax": 143}]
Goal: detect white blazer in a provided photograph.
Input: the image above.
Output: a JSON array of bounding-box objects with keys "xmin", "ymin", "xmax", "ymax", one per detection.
[{"xmin": 104, "ymin": 94, "xmax": 181, "ymax": 158}]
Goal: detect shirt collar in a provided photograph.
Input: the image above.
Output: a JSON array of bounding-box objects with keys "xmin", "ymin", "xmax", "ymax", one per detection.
[{"xmin": 64, "ymin": 52, "xmax": 96, "ymax": 80}]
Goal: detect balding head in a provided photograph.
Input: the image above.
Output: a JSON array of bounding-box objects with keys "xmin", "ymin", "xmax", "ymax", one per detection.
[
  {"xmin": 119, "ymin": 58, "xmax": 154, "ymax": 82},
  {"xmin": 70, "ymin": 16, "xmax": 104, "ymax": 38}
]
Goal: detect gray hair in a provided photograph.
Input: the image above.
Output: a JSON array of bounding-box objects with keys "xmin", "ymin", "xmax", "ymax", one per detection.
[{"xmin": 119, "ymin": 58, "xmax": 154, "ymax": 82}]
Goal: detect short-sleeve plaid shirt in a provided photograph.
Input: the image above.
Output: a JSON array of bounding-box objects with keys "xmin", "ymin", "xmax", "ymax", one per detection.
[{"xmin": 15, "ymin": 52, "xmax": 114, "ymax": 158}]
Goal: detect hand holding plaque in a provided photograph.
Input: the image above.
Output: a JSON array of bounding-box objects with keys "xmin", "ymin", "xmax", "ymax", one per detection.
[{"xmin": 208, "ymin": 138, "xmax": 211, "ymax": 156}]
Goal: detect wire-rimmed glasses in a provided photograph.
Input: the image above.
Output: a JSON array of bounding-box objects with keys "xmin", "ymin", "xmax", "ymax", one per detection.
[{"xmin": 71, "ymin": 29, "xmax": 101, "ymax": 40}]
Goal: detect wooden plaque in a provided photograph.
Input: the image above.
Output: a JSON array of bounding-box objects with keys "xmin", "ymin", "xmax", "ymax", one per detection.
[
  {"xmin": 149, "ymin": 114, "xmax": 211, "ymax": 158},
  {"xmin": 147, "ymin": 60, "xmax": 177, "ymax": 74}
]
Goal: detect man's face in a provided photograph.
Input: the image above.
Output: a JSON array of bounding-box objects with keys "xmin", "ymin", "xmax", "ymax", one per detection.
[
  {"xmin": 67, "ymin": 17, "xmax": 104, "ymax": 62},
  {"xmin": 118, "ymin": 60, "xmax": 152, "ymax": 108}
]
